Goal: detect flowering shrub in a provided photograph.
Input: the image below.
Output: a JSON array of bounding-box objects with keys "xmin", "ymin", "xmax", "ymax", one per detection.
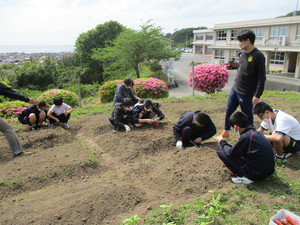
[
  {"xmin": 99, "ymin": 80, "xmax": 122, "ymax": 103},
  {"xmin": 188, "ymin": 64, "xmax": 229, "ymax": 94},
  {"xmin": 0, "ymin": 101, "xmax": 28, "ymax": 118},
  {"xmin": 38, "ymin": 89, "xmax": 79, "ymax": 107},
  {"xmin": 134, "ymin": 77, "xmax": 168, "ymax": 99}
]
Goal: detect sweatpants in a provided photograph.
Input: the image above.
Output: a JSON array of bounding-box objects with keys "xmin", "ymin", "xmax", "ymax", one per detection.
[
  {"xmin": 0, "ymin": 118, "xmax": 23, "ymax": 155},
  {"xmin": 224, "ymin": 88, "xmax": 253, "ymax": 131},
  {"xmin": 182, "ymin": 126, "xmax": 202, "ymax": 147}
]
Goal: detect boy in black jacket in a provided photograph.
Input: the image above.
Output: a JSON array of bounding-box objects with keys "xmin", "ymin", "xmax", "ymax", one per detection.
[
  {"xmin": 173, "ymin": 110, "xmax": 216, "ymax": 149},
  {"xmin": 109, "ymin": 98, "xmax": 134, "ymax": 132},
  {"xmin": 216, "ymin": 111, "xmax": 275, "ymax": 184},
  {"xmin": 132, "ymin": 99, "xmax": 164, "ymax": 127},
  {"xmin": 18, "ymin": 100, "xmax": 47, "ymax": 130}
]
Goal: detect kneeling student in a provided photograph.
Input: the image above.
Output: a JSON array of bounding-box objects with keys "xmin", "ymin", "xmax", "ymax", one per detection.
[
  {"xmin": 216, "ymin": 111, "xmax": 275, "ymax": 184},
  {"xmin": 132, "ymin": 99, "xmax": 165, "ymax": 127},
  {"xmin": 109, "ymin": 98, "xmax": 134, "ymax": 132},
  {"xmin": 173, "ymin": 110, "xmax": 216, "ymax": 149},
  {"xmin": 253, "ymin": 102, "xmax": 300, "ymax": 159},
  {"xmin": 18, "ymin": 100, "xmax": 47, "ymax": 130},
  {"xmin": 47, "ymin": 97, "xmax": 73, "ymax": 129}
]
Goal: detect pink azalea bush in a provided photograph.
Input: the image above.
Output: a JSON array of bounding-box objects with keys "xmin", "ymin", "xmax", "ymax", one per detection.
[
  {"xmin": 38, "ymin": 89, "xmax": 79, "ymax": 107},
  {"xmin": 0, "ymin": 101, "xmax": 28, "ymax": 118},
  {"xmin": 188, "ymin": 64, "xmax": 229, "ymax": 94},
  {"xmin": 99, "ymin": 80, "xmax": 123, "ymax": 103},
  {"xmin": 134, "ymin": 77, "xmax": 168, "ymax": 99}
]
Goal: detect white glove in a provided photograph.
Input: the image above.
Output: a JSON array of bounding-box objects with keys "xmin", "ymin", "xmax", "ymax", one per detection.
[
  {"xmin": 176, "ymin": 141, "xmax": 183, "ymax": 149},
  {"xmin": 124, "ymin": 125, "xmax": 131, "ymax": 132}
]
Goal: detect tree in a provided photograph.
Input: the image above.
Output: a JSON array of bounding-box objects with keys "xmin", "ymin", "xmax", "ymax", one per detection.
[
  {"xmin": 93, "ymin": 22, "xmax": 180, "ymax": 79},
  {"xmin": 75, "ymin": 21, "xmax": 124, "ymax": 83},
  {"xmin": 12, "ymin": 57, "xmax": 58, "ymax": 90}
]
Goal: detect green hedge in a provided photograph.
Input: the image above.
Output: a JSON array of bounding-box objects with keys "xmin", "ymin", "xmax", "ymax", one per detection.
[
  {"xmin": 99, "ymin": 78, "xmax": 169, "ymax": 103},
  {"xmin": 38, "ymin": 89, "xmax": 79, "ymax": 107}
]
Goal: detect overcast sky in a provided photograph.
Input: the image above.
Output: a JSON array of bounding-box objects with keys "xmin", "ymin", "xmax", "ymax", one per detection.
[{"xmin": 0, "ymin": 0, "xmax": 298, "ymax": 45}]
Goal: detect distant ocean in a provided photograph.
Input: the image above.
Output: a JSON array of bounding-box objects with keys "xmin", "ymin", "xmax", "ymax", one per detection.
[{"xmin": 0, "ymin": 45, "xmax": 75, "ymax": 53}]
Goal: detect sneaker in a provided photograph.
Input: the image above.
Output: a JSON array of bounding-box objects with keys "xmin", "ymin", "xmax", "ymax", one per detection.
[
  {"xmin": 220, "ymin": 131, "xmax": 230, "ymax": 138},
  {"xmin": 275, "ymin": 153, "xmax": 292, "ymax": 160},
  {"xmin": 231, "ymin": 176, "xmax": 253, "ymax": 184},
  {"xmin": 13, "ymin": 151, "xmax": 32, "ymax": 157},
  {"xmin": 190, "ymin": 140, "xmax": 201, "ymax": 147},
  {"xmin": 62, "ymin": 123, "xmax": 71, "ymax": 129},
  {"xmin": 49, "ymin": 124, "xmax": 55, "ymax": 128}
]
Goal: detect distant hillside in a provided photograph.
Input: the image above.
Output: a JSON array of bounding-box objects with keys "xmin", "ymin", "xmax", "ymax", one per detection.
[
  {"xmin": 277, "ymin": 10, "xmax": 300, "ymax": 17},
  {"xmin": 165, "ymin": 27, "xmax": 207, "ymax": 47}
]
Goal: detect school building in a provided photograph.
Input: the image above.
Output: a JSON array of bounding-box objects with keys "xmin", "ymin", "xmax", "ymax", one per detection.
[{"xmin": 193, "ymin": 16, "xmax": 300, "ymax": 78}]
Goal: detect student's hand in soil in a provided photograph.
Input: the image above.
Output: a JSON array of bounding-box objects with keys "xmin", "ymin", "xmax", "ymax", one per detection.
[{"xmin": 146, "ymin": 119, "xmax": 153, "ymax": 124}]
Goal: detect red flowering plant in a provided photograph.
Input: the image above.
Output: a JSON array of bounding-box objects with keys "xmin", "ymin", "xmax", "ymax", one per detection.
[
  {"xmin": 188, "ymin": 64, "xmax": 229, "ymax": 94},
  {"xmin": 38, "ymin": 89, "xmax": 79, "ymax": 107},
  {"xmin": 0, "ymin": 101, "xmax": 28, "ymax": 118},
  {"xmin": 133, "ymin": 77, "xmax": 169, "ymax": 99},
  {"xmin": 99, "ymin": 80, "xmax": 122, "ymax": 103}
]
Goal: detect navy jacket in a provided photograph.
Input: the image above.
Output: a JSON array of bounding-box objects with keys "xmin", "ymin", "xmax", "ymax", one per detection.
[
  {"xmin": 132, "ymin": 102, "xmax": 164, "ymax": 124},
  {"xmin": 219, "ymin": 126, "xmax": 275, "ymax": 181},
  {"xmin": 173, "ymin": 110, "xmax": 216, "ymax": 142},
  {"xmin": 0, "ymin": 82, "xmax": 30, "ymax": 102},
  {"xmin": 109, "ymin": 106, "xmax": 132, "ymax": 128},
  {"xmin": 19, "ymin": 105, "xmax": 46, "ymax": 117},
  {"xmin": 113, "ymin": 84, "xmax": 136, "ymax": 104}
]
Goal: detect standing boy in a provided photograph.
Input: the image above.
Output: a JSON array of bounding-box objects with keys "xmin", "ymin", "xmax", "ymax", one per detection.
[
  {"xmin": 253, "ymin": 102, "xmax": 300, "ymax": 159},
  {"xmin": 47, "ymin": 97, "xmax": 73, "ymax": 129},
  {"xmin": 216, "ymin": 111, "xmax": 275, "ymax": 184},
  {"xmin": 220, "ymin": 30, "xmax": 266, "ymax": 138},
  {"xmin": 0, "ymin": 82, "xmax": 37, "ymax": 156},
  {"xmin": 173, "ymin": 110, "xmax": 216, "ymax": 149}
]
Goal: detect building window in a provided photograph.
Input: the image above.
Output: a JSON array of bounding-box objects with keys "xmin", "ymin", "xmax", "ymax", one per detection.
[
  {"xmin": 296, "ymin": 25, "xmax": 300, "ymax": 40},
  {"xmin": 215, "ymin": 50, "xmax": 225, "ymax": 59},
  {"xmin": 269, "ymin": 26, "xmax": 288, "ymax": 40},
  {"xmin": 231, "ymin": 29, "xmax": 245, "ymax": 40},
  {"xmin": 216, "ymin": 31, "xmax": 227, "ymax": 40},
  {"xmin": 251, "ymin": 28, "xmax": 263, "ymax": 40},
  {"xmin": 270, "ymin": 52, "xmax": 285, "ymax": 64},
  {"xmin": 230, "ymin": 50, "xmax": 240, "ymax": 61},
  {"xmin": 206, "ymin": 47, "xmax": 212, "ymax": 54},
  {"xmin": 196, "ymin": 35, "xmax": 204, "ymax": 40},
  {"xmin": 205, "ymin": 34, "xmax": 213, "ymax": 40}
]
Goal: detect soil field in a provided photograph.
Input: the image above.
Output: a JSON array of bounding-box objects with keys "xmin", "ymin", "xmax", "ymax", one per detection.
[{"xmin": 0, "ymin": 93, "xmax": 299, "ymax": 224}]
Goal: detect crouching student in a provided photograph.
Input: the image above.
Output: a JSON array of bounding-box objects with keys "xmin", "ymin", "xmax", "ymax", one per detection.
[
  {"xmin": 253, "ymin": 102, "xmax": 300, "ymax": 159},
  {"xmin": 18, "ymin": 100, "xmax": 47, "ymax": 130},
  {"xmin": 132, "ymin": 99, "xmax": 165, "ymax": 127},
  {"xmin": 47, "ymin": 97, "xmax": 73, "ymax": 129},
  {"xmin": 173, "ymin": 110, "xmax": 216, "ymax": 149},
  {"xmin": 216, "ymin": 111, "xmax": 275, "ymax": 184},
  {"xmin": 109, "ymin": 98, "xmax": 134, "ymax": 132}
]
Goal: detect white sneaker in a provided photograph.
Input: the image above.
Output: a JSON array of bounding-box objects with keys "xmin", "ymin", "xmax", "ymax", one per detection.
[
  {"xmin": 231, "ymin": 177, "xmax": 253, "ymax": 184},
  {"xmin": 62, "ymin": 123, "xmax": 70, "ymax": 129},
  {"xmin": 275, "ymin": 153, "xmax": 292, "ymax": 159}
]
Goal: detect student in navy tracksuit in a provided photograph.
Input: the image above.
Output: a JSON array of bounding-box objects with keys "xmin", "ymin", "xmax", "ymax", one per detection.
[
  {"xmin": 109, "ymin": 98, "xmax": 134, "ymax": 132},
  {"xmin": 173, "ymin": 110, "xmax": 216, "ymax": 149},
  {"xmin": 18, "ymin": 100, "xmax": 47, "ymax": 130},
  {"xmin": 216, "ymin": 111, "xmax": 275, "ymax": 184},
  {"xmin": 132, "ymin": 99, "xmax": 165, "ymax": 127}
]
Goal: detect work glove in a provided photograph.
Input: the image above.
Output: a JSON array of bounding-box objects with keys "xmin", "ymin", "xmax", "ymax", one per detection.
[
  {"xmin": 124, "ymin": 125, "xmax": 131, "ymax": 132},
  {"xmin": 176, "ymin": 140, "xmax": 183, "ymax": 149}
]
